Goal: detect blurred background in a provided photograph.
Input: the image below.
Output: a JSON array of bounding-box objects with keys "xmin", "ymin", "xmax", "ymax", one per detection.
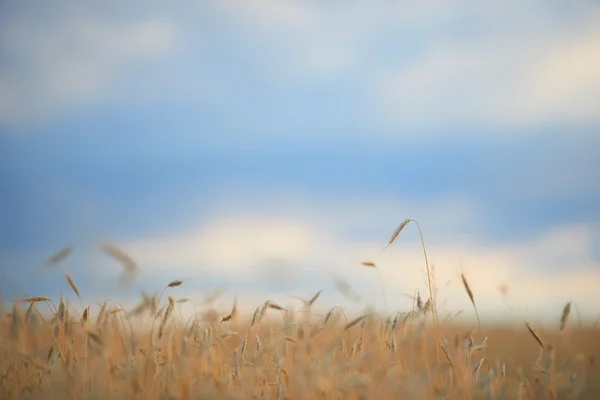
[{"xmin": 1, "ymin": 1, "xmax": 599, "ymax": 324}]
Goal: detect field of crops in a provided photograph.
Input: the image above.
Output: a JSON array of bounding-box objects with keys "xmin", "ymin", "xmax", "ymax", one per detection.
[{"xmin": 1, "ymin": 243, "xmax": 599, "ymax": 399}]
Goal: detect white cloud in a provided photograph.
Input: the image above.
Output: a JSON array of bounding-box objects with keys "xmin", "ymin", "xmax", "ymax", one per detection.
[
  {"xmin": 213, "ymin": 1, "xmax": 358, "ymax": 81},
  {"xmin": 2, "ymin": 1, "xmax": 600, "ymax": 134},
  {"xmin": 522, "ymin": 31, "xmax": 600, "ymax": 123},
  {"xmin": 374, "ymin": 11, "xmax": 600, "ymax": 131},
  {"xmin": 0, "ymin": 12, "xmax": 176, "ymax": 124},
  {"xmin": 217, "ymin": 0, "xmax": 317, "ymax": 30},
  {"xmin": 119, "ymin": 194, "xmax": 600, "ymax": 322},
  {"xmin": 216, "ymin": 1, "xmax": 600, "ymax": 131},
  {"xmin": 121, "ymin": 192, "xmax": 484, "ymax": 275},
  {"xmin": 125, "ymin": 216, "xmax": 326, "ymax": 274}
]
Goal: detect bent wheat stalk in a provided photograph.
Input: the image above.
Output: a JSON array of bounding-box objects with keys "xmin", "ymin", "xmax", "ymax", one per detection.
[{"xmin": 381, "ymin": 218, "xmax": 440, "ymax": 363}]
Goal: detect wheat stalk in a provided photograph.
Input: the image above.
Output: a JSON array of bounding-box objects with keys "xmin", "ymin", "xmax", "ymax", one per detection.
[
  {"xmin": 525, "ymin": 321, "xmax": 545, "ymax": 350},
  {"xmin": 47, "ymin": 246, "xmax": 72, "ymax": 266},
  {"xmin": 24, "ymin": 297, "xmax": 51, "ymax": 303},
  {"xmin": 344, "ymin": 315, "xmax": 366, "ymax": 331},
  {"xmin": 560, "ymin": 302, "xmax": 571, "ymax": 331},
  {"xmin": 66, "ymin": 274, "xmax": 81, "ymax": 298},
  {"xmin": 221, "ymin": 297, "xmax": 238, "ymax": 323},
  {"xmin": 460, "ymin": 272, "xmax": 481, "ymax": 330},
  {"xmin": 101, "ymin": 242, "xmax": 138, "ymax": 272},
  {"xmin": 381, "ymin": 218, "xmax": 440, "ymax": 363},
  {"xmin": 307, "ymin": 290, "xmax": 323, "ymax": 307},
  {"xmin": 381, "ymin": 218, "xmax": 412, "ymax": 252},
  {"xmin": 159, "ymin": 300, "xmax": 174, "ymax": 340},
  {"xmin": 361, "ymin": 261, "xmax": 376, "ymax": 268}
]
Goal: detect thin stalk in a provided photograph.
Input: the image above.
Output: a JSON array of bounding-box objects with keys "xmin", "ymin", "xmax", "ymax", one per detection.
[{"xmin": 381, "ymin": 218, "xmax": 440, "ymax": 364}]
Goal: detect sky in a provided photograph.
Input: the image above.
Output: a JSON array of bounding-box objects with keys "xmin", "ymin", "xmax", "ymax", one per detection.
[{"xmin": 1, "ymin": 1, "xmax": 599, "ymax": 325}]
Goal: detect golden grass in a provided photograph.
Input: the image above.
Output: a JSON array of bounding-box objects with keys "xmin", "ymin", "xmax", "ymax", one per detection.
[
  {"xmin": 381, "ymin": 218, "xmax": 440, "ymax": 363},
  {"xmin": 460, "ymin": 272, "xmax": 481, "ymax": 330},
  {"xmin": 1, "ymin": 222, "xmax": 599, "ymax": 399},
  {"xmin": 3, "ymin": 306, "xmax": 597, "ymax": 400},
  {"xmin": 561, "ymin": 302, "xmax": 572, "ymax": 332},
  {"xmin": 65, "ymin": 274, "xmax": 80, "ymax": 299}
]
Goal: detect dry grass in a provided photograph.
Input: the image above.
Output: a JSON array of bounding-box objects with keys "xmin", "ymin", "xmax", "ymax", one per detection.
[
  {"xmin": 561, "ymin": 302, "xmax": 572, "ymax": 332},
  {"xmin": 46, "ymin": 247, "xmax": 72, "ymax": 267},
  {"xmin": 460, "ymin": 272, "xmax": 481, "ymax": 330},
  {"xmin": 1, "ymin": 223, "xmax": 599, "ymax": 399},
  {"xmin": 101, "ymin": 242, "xmax": 138, "ymax": 273},
  {"xmin": 65, "ymin": 274, "xmax": 80, "ymax": 299},
  {"xmin": 1, "ymin": 300, "xmax": 598, "ymax": 400}
]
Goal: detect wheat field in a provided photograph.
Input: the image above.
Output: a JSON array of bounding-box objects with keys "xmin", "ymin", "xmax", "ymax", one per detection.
[{"xmin": 1, "ymin": 221, "xmax": 599, "ymax": 399}]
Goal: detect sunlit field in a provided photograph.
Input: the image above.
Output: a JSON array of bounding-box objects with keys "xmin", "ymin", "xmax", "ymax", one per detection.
[
  {"xmin": 1, "ymin": 220, "xmax": 599, "ymax": 400},
  {"xmin": 2, "ymin": 0, "xmax": 600, "ymax": 398}
]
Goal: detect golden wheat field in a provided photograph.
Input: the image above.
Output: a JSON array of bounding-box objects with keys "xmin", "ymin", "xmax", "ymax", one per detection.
[{"xmin": 1, "ymin": 221, "xmax": 599, "ymax": 400}]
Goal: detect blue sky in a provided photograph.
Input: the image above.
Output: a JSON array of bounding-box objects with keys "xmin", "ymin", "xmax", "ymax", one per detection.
[{"xmin": 1, "ymin": 1, "xmax": 600, "ymax": 323}]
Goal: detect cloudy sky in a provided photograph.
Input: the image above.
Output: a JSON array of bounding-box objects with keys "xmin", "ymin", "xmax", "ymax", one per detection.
[{"xmin": 1, "ymin": 1, "xmax": 599, "ymax": 324}]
